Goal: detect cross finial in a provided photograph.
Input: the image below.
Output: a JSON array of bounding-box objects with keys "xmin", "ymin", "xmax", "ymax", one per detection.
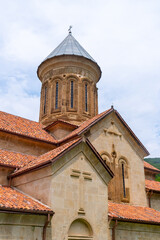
[{"xmin": 68, "ymin": 25, "xmax": 72, "ymax": 34}]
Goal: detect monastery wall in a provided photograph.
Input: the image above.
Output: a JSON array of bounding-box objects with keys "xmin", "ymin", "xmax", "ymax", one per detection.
[
  {"xmin": 0, "ymin": 168, "xmax": 12, "ymax": 185},
  {"xmin": 0, "ymin": 131, "xmax": 54, "ymax": 156},
  {"xmin": 145, "ymin": 171, "xmax": 156, "ymax": 180},
  {"xmin": 88, "ymin": 112, "xmax": 147, "ymax": 206},
  {"xmin": 0, "ymin": 213, "xmax": 51, "ymax": 240},
  {"xmin": 12, "ymin": 143, "xmax": 111, "ymax": 240},
  {"xmin": 151, "ymin": 194, "xmax": 160, "ymax": 211},
  {"xmin": 109, "ymin": 222, "xmax": 160, "ymax": 240}
]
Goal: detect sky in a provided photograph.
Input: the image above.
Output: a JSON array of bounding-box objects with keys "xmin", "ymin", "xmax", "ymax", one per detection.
[{"xmin": 0, "ymin": 0, "xmax": 160, "ymax": 157}]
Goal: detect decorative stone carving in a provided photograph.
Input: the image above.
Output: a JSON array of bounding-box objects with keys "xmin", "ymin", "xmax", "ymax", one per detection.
[
  {"xmin": 104, "ymin": 121, "xmax": 122, "ymax": 138},
  {"xmin": 70, "ymin": 169, "xmax": 92, "ymax": 213}
]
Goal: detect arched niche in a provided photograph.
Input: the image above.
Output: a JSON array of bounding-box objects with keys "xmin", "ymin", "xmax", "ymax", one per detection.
[
  {"xmin": 68, "ymin": 219, "xmax": 93, "ymax": 240},
  {"xmin": 101, "ymin": 151, "xmax": 113, "ymax": 170}
]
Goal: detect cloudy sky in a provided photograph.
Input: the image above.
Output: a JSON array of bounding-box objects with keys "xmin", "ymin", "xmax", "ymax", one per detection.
[{"xmin": 0, "ymin": 0, "xmax": 160, "ymax": 157}]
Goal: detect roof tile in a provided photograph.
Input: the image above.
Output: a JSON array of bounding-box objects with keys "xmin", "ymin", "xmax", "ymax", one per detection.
[
  {"xmin": 108, "ymin": 202, "xmax": 160, "ymax": 224},
  {"xmin": 144, "ymin": 161, "xmax": 160, "ymax": 172},
  {"xmin": 145, "ymin": 179, "xmax": 160, "ymax": 192},
  {"xmin": 0, "ymin": 149, "xmax": 36, "ymax": 168},
  {"xmin": 0, "ymin": 111, "xmax": 56, "ymax": 144},
  {"xmin": 11, "ymin": 138, "xmax": 82, "ymax": 176},
  {"xmin": 58, "ymin": 109, "xmax": 112, "ymax": 143},
  {"xmin": 0, "ymin": 185, "xmax": 53, "ymax": 214}
]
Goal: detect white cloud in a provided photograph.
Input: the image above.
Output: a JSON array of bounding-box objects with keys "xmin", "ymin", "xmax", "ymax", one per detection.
[
  {"xmin": 0, "ymin": 0, "xmax": 160, "ymax": 157},
  {"xmin": 0, "ymin": 74, "xmax": 40, "ymax": 120}
]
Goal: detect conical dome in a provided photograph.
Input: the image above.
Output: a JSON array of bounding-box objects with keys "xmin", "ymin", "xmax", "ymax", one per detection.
[
  {"xmin": 44, "ymin": 33, "xmax": 96, "ymax": 63},
  {"xmin": 38, "ymin": 32, "xmax": 101, "ymax": 126}
]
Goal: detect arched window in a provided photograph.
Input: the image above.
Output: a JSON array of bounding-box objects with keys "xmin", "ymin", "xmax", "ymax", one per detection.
[
  {"xmin": 43, "ymin": 86, "xmax": 47, "ymax": 114},
  {"xmin": 85, "ymin": 83, "xmax": 88, "ymax": 112},
  {"xmin": 68, "ymin": 219, "xmax": 93, "ymax": 240},
  {"xmin": 55, "ymin": 82, "xmax": 58, "ymax": 109},
  {"xmin": 121, "ymin": 163, "xmax": 126, "ymax": 198},
  {"xmin": 51, "ymin": 78, "xmax": 62, "ymax": 113},
  {"xmin": 71, "ymin": 80, "xmax": 73, "ymax": 108},
  {"xmin": 66, "ymin": 77, "xmax": 78, "ymax": 111},
  {"xmin": 119, "ymin": 158, "xmax": 129, "ymax": 202},
  {"xmin": 101, "ymin": 152, "xmax": 112, "ymax": 168}
]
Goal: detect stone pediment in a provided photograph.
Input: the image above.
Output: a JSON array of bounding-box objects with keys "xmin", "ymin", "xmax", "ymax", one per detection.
[{"xmin": 104, "ymin": 121, "xmax": 122, "ymax": 138}]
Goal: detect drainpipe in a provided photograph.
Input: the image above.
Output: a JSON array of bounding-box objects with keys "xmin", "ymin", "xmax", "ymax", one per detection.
[
  {"xmin": 112, "ymin": 220, "xmax": 118, "ymax": 240},
  {"xmin": 43, "ymin": 214, "xmax": 51, "ymax": 240}
]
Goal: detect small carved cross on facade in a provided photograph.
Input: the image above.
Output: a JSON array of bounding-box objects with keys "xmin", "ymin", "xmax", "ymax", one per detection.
[{"xmin": 70, "ymin": 169, "xmax": 92, "ymax": 214}]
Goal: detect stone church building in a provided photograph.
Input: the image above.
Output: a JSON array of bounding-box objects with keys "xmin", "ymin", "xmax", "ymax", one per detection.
[{"xmin": 0, "ymin": 31, "xmax": 160, "ymax": 240}]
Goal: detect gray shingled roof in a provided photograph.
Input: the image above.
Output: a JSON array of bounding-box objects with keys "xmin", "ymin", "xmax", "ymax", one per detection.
[{"xmin": 44, "ymin": 33, "xmax": 96, "ymax": 62}]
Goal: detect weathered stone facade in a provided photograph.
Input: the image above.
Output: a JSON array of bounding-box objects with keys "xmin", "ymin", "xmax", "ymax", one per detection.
[
  {"xmin": 0, "ymin": 32, "xmax": 160, "ymax": 240},
  {"xmin": 12, "ymin": 142, "xmax": 112, "ymax": 240},
  {"xmin": 109, "ymin": 222, "xmax": 160, "ymax": 240},
  {"xmin": 0, "ymin": 213, "xmax": 51, "ymax": 240},
  {"xmin": 38, "ymin": 55, "xmax": 101, "ymax": 126},
  {"xmin": 87, "ymin": 112, "xmax": 147, "ymax": 206}
]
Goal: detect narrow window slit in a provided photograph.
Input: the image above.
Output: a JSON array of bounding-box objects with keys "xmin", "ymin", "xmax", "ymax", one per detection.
[
  {"xmin": 55, "ymin": 82, "xmax": 59, "ymax": 109},
  {"xmin": 85, "ymin": 84, "xmax": 88, "ymax": 112},
  {"xmin": 122, "ymin": 163, "xmax": 126, "ymax": 198},
  {"xmin": 44, "ymin": 86, "xmax": 47, "ymax": 114},
  {"xmin": 71, "ymin": 81, "xmax": 73, "ymax": 108}
]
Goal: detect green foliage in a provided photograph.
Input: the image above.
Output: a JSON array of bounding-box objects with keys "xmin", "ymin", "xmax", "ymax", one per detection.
[
  {"xmin": 144, "ymin": 157, "xmax": 160, "ymax": 182},
  {"xmin": 156, "ymin": 175, "xmax": 160, "ymax": 182}
]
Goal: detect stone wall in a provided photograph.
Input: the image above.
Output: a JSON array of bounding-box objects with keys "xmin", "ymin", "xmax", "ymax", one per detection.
[
  {"xmin": 151, "ymin": 193, "xmax": 160, "ymax": 211},
  {"xmin": 145, "ymin": 170, "xmax": 156, "ymax": 180},
  {"xmin": 12, "ymin": 142, "xmax": 111, "ymax": 240},
  {"xmin": 0, "ymin": 213, "xmax": 51, "ymax": 240},
  {"xmin": 0, "ymin": 168, "xmax": 13, "ymax": 185},
  {"xmin": 38, "ymin": 55, "xmax": 100, "ymax": 126},
  {"xmin": 109, "ymin": 221, "xmax": 160, "ymax": 240},
  {"xmin": 88, "ymin": 112, "xmax": 148, "ymax": 206},
  {"xmin": 0, "ymin": 131, "xmax": 55, "ymax": 156}
]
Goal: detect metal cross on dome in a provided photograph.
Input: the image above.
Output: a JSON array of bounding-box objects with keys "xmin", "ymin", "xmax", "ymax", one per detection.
[{"xmin": 68, "ymin": 25, "xmax": 72, "ymax": 34}]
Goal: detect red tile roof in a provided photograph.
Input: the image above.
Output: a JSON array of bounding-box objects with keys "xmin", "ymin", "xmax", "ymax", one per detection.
[
  {"xmin": 0, "ymin": 109, "xmax": 149, "ymax": 156},
  {"xmin": 144, "ymin": 161, "xmax": 160, "ymax": 173},
  {"xmin": 108, "ymin": 202, "xmax": 160, "ymax": 225},
  {"xmin": 10, "ymin": 138, "xmax": 82, "ymax": 177},
  {"xmin": 58, "ymin": 109, "xmax": 112, "ymax": 143},
  {"xmin": 0, "ymin": 185, "xmax": 53, "ymax": 214},
  {"xmin": 10, "ymin": 137, "xmax": 114, "ymax": 179},
  {"xmin": 57, "ymin": 108, "xmax": 149, "ymax": 155},
  {"xmin": 145, "ymin": 179, "xmax": 160, "ymax": 193},
  {"xmin": 0, "ymin": 111, "xmax": 56, "ymax": 144},
  {"xmin": 0, "ymin": 149, "xmax": 36, "ymax": 168}
]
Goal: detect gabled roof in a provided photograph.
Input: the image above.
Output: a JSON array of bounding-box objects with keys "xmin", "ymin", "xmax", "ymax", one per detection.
[
  {"xmin": 58, "ymin": 108, "xmax": 149, "ymax": 155},
  {"xmin": 144, "ymin": 161, "xmax": 160, "ymax": 173},
  {"xmin": 0, "ymin": 185, "xmax": 53, "ymax": 215},
  {"xmin": 0, "ymin": 108, "xmax": 149, "ymax": 155},
  {"xmin": 145, "ymin": 179, "xmax": 160, "ymax": 193},
  {"xmin": 10, "ymin": 138, "xmax": 82, "ymax": 177},
  {"xmin": 0, "ymin": 111, "xmax": 56, "ymax": 144},
  {"xmin": 0, "ymin": 149, "xmax": 36, "ymax": 168},
  {"xmin": 58, "ymin": 108, "xmax": 113, "ymax": 143},
  {"xmin": 9, "ymin": 137, "xmax": 113, "ymax": 179},
  {"xmin": 44, "ymin": 33, "xmax": 96, "ymax": 63},
  {"xmin": 44, "ymin": 119, "xmax": 78, "ymax": 131},
  {"xmin": 108, "ymin": 202, "xmax": 160, "ymax": 225}
]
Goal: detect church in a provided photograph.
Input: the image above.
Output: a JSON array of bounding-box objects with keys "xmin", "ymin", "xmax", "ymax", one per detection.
[{"xmin": 0, "ymin": 30, "xmax": 160, "ymax": 240}]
